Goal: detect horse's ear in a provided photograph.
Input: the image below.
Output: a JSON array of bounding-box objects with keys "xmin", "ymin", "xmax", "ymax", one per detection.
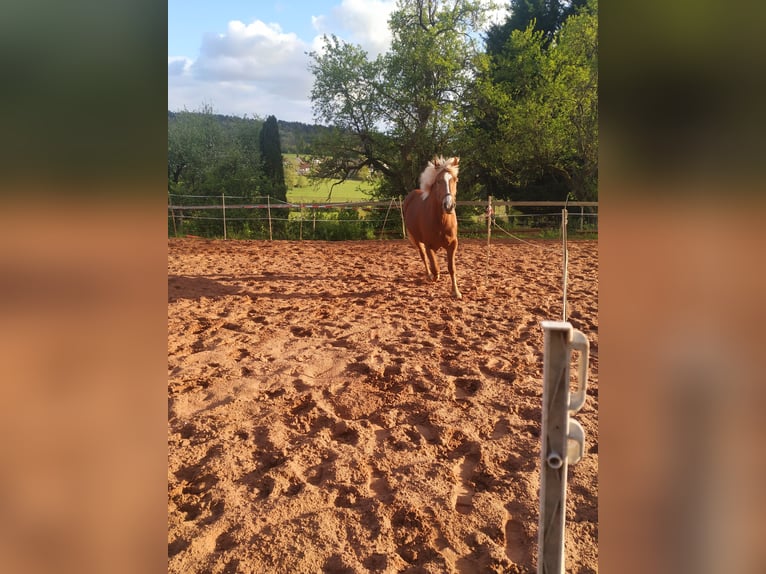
[{"xmin": 452, "ymin": 157, "xmax": 460, "ymax": 166}]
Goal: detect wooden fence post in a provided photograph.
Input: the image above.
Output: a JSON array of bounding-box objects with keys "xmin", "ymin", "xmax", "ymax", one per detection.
[
  {"xmin": 485, "ymin": 195, "xmax": 493, "ymax": 284},
  {"xmin": 222, "ymin": 193, "xmax": 227, "ymax": 240},
  {"xmin": 486, "ymin": 195, "xmax": 493, "ymax": 243},
  {"xmin": 380, "ymin": 197, "xmax": 396, "ymax": 240},
  {"xmin": 267, "ymin": 196, "xmax": 273, "ymax": 241},
  {"xmin": 169, "ymin": 198, "xmax": 177, "ymax": 237}
]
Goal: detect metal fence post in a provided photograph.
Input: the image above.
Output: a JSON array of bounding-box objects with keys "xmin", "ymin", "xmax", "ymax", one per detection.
[{"xmin": 538, "ymin": 321, "xmax": 589, "ymax": 574}]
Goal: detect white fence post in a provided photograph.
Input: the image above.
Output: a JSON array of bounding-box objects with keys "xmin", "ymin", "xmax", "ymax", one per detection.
[{"xmin": 538, "ymin": 321, "xmax": 589, "ymax": 574}]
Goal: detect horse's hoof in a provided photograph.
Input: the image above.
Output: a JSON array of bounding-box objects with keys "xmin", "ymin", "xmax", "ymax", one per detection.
[{"xmin": 454, "ymin": 291, "xmax": 463, "ymax": 300}]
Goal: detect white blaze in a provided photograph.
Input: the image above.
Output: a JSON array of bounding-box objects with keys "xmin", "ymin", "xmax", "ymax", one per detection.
[{"xmin": 443, "ymin": 172, "xmax": 454, "ymax": 210}]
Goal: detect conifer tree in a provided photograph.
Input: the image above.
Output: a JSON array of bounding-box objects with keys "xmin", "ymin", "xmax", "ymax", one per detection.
[{"xmin": 259, "ymin": 115, "xmax": 287, "ymax": 202}]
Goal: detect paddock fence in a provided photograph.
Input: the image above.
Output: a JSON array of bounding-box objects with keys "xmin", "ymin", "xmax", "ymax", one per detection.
[{"xmin": 167, "ymin": 194, "xmax": 598, "ymax": 241}]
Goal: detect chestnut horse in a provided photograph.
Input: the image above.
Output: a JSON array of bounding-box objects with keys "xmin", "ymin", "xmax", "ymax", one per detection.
[{"xmin": 402, "ymin": 156, "xmax": 462, "ymax": 299}]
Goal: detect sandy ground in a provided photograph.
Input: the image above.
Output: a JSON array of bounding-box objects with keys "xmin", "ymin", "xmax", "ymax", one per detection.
[{"xmin": 168, "ymin": 237, "xmax": 598, "ymax": 573}]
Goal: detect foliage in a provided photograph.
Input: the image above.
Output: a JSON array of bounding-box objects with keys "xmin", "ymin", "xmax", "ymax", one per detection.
[
  {"xmin": 460, "ymin": 0, "xmax": 597, "ymax": 202},
  {"xmin": 286, "ymin": 208, "xmax": 377, "ymax": 241},
  {"xmin": 259, "ymin": 115, "xmax": 288, "ymax": 202},
  {"xmin": 277, "ymin": 120, "xmax": 336, "ymax": 154},
  {"xmin": 308, "ymin": 0, "xmax": 493, "ymax": 199},
  {"xmin": 168, "ymin": 105, "xmax": 267, "ymax": 237},
  {"xmin": 485, "ymin": 0, "xmax": 588, "ymax": 54},
  {"xmin": 168, "ymin": 109, "xmax": 338, "ymax": 204},
  {"xmin": 168, "ymin": 104, "xmax": 265, "ymax": 204},
  {"xmin": 308, "ymin": 0, "xmax": 596, "ymax": 204}
]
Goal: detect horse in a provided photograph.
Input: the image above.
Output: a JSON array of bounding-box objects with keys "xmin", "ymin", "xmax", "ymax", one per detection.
[{"xmin": 402, "ymin": 156, "xmax": 462, "ymax": 299}]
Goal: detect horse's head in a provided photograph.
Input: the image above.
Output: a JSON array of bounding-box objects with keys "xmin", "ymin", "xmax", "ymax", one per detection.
[
  {"xmin": 436, "ymin": 168, "xmax": 457, "ymax": 213},
  {"xmin": 420, "ymin": 156, "xmax": 460, "ymax": 214}
]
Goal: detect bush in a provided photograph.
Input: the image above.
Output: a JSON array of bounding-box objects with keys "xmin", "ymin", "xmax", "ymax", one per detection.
[{"xmin": 286, "ymin": 208, "xmax": 375, "ymax": 240}]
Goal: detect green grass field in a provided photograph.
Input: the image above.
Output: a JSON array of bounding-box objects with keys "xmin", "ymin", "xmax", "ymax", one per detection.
[
  {"xmin": 287, "ymin": 179, "xmax": 376, "ymax": 203},
  {"xmin": 283, "ymin": 153, "xmax": 376, "ymax": 203}
]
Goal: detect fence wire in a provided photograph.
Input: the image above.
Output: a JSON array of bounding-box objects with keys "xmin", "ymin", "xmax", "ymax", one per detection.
[{"xmin": 168, "ymin": 197, "xmax": 598, "ymax": 241}]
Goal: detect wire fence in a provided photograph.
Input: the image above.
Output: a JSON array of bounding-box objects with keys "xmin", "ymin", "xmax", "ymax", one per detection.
[{"xmin": 167, "ymin": 194, "xmax": 598, "ymax": 241}]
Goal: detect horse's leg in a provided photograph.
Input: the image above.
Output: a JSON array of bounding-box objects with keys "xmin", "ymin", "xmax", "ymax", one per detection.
[
  {"xmin": 415, "ymin": 241, "xmax": 434, "ymax": 281},
  {"xmin": 427, "ymin": 248, "xmax": 440, "ymax": 282},
  {"xmin": 447, "ymin": 241, "xmax": 462, "ymax": 299}
]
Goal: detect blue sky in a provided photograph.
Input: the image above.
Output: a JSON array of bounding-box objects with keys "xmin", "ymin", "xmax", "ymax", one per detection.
[
  {"xmin": 168, "ymin": 1, "xmax": 334, "ymax": 60},
  {"xmin": 168, "ymin": 0, "xmax": 508, "ymax": 124}
]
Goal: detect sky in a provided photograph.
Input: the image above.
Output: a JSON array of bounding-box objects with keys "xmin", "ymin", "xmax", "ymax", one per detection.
[{"xmin": 168, "ymin": 0, "xmax": 509, "ymax": 124}]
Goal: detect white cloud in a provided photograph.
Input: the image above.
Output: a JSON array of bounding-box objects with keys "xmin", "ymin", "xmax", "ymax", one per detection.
[
  {"xmin": 168, "ymin": 19, "xmax": 317, "ymax": 122},
  {"xmin": 167, "ymin": 57, "xmax": 192, "ymax": 77},
  {"xmin": 167, "ymin": 0, "xmax": 507, "ymax": 123},
  {"xmin": 193, "ymin": 20, "xmax": 309, "ymax": 87},
  {"xmin": 311, "ymin": 15, "xmax": 326, "ymax": 33},
  {"xmin": 313, "ymin": 0, "xmax": 395, "ymax": 57},
  {"xmin": 168, "ymin": 78, "xmax": 314, "ymax": 123},
  {"xmin": 335, "ymin": 0, "xmax": 395, "ymax": 56}
]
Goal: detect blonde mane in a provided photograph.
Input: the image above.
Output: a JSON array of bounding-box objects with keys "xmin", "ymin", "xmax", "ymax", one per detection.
[{"xmin": 419, "ymin": 156, "xmax": 460, "ymax": 199}]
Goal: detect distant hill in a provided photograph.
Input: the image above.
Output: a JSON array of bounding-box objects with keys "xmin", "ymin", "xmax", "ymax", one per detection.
[
  {"xmin": 167, "ymin": 110, "xmax": 333, "ymax": 155},
  {"xmin": 277, "ymin": 120, "xmax": 334, "ymax": 155}
]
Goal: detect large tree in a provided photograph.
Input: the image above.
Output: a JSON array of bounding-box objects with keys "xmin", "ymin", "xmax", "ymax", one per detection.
[
  {"xmin": 485, "ymin": 0, "xmax": 588, "ymax": 55},
  {"xmin": 168, "ymin": 104, "xmax": 225, "ymax": 196},
  {"xmin": 258, "ymin": 115, "xmax": 287, "ymax": 202},
  {"xmin": 461, "ymin": 0, "xmax": 597, "ymax": 201},
  {"xmin": 308, "ymin": 0, "xmax": 492, "ymax": 198},
  {"xmin": 168, "ymin": 104, "xmax": 263, "ymax": 202}
]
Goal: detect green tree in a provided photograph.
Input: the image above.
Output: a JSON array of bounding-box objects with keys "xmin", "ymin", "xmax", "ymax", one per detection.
[
  {"xmin": 357, "ymin": 165, "xmax": 371, "ymax": 181},
  {"xmin": 259, "ymin": 115, "xmax": 287, "ymax": 202},
  {"xmin": 283, "ymin": 157, "xmax": 298, "ymax": 189},
  {"xmin": 543, "ymin": 0, "xmax": 598, "ymax": 200},
  {"xmin": 168, "ymin": 105, "xmax": 268, "ymax": 236},
  {"xmin": 485, "ymin": 0, "xmax": 587, "ymax": 54},
  {"xmin": 461, "ymin": 0, "xmax": 597, "ymax": 201},
  {"xmin": 308, "ymin": 0, "xmax": 492, "ymax": 198},
  {"xmin": 167, "ymin": 103, "xmax": 228, "ymax": 197}
]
